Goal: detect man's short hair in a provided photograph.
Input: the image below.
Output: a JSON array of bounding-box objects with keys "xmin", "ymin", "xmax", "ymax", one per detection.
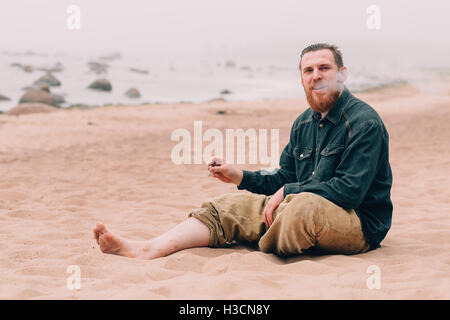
[{"xmin": 299, "ymin": 43, "xmax": 344, "ymax": 69}]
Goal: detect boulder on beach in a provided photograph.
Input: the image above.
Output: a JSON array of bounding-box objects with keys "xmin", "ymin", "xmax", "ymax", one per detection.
[
  {"xmin": 4, "ymin": 103, "xmax": 59, "ymax": 116},
  {"xmin": 125, "ymin": 88, "xmax": 141, "ymax": 99},
  {"xmin": 34, "ymin": 72, "xmax": 61, "ymax": 87},
  {"xmin": 0, "ymin": 93, "xmax": 11, "ymax": 101},
  {"xmin": 88, "ymin": 79, "xmax": 112, "ymax": 91},
  {"xmin": 19, "ymin": 89, "xmax": 57, "ymax": 106}
]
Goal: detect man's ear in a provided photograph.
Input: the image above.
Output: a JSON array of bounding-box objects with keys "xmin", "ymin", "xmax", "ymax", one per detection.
[{"xmin": 337, "ymin": 66, "xmax": 348, "ymax": 83}]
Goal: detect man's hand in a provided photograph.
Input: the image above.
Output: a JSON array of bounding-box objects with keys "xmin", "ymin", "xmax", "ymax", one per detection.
[
  {"xmin": 208, "ymin": 157, "xmax": 243, "ymax": 186},
  {"xmin": 263, "ymin": 186, "xmax": 284, "ymax": 228}
]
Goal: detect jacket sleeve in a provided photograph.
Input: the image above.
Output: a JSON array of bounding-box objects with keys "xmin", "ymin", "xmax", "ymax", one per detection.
[
  {"xmin": 283, "ymin": 119, "xmax": 385, "ymax": 209},
  {"xmin": 237, "ymin": 121, "xmax": 298, "ymax": 196}
]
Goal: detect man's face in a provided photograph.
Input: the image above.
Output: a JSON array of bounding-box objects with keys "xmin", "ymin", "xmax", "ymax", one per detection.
[{"xmin": 300, "ymin": 49, "xmax": 347, "ymax": 115}]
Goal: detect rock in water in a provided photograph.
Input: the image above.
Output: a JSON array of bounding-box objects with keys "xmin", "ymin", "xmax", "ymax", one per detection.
[
  {"xmin": 11, "ymin": 63, "xmax": 34, "ymax": 73},
  {"xmin": 22, "ymin": 65, "xmax": 33, "ymax": 73},
  {"xmin": 36, "ymin": 62, "xmax": 64, "ymax": 73},
  {"xmin": 34, "ymin": 72, "xmax": 61, "ymax": 87},
  {"xmin": 99, "ymin": 52, "xmax": 122, "ymax": 61},
  {"xmin": 129, "ymin": 68, "xmax": 149, "ymax": 74},
  {"xmin": 88, "ymin": 79, "xmax": 112, "ymax": 91},
  {"xmin": 22, "ymin": 82, "xmax": 51, "ymax": 93},
  {"xmin": 0, "ymin": 93, "xmax": 11, "ymax": 101},
  {"xmin": 37, "ymin": 83, "xmax": 51, "ymax": 93},
  {"xmin": 125, "ymin": 88, "xmax": 141, "ymax": 98},
  {"xmin": 225, "ymin": 60, "xmax": 236, "ymax": 68},
  {"xmin": 88, "ymin": 62, "xmax": 109, "ymax": 74},
  {"xmin": 19, "ymin": 89, "xmax": 57, "ymax": 106}
]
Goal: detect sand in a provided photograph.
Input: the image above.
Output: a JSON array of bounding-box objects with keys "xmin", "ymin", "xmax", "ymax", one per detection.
[{"xmin": 0, "ymin": 80, "xmax": 449, "ymax": 300}]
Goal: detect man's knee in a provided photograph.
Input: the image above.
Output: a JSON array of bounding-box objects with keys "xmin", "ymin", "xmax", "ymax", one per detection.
[{"xmin": 279, "ymin": 192, "xmax": 328, "ymax": 233}]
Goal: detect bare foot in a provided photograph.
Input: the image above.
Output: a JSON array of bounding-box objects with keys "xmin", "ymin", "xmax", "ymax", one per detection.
[{"xmin": 93, "ymin": 222, "xmax": 157, "ymax": 259}]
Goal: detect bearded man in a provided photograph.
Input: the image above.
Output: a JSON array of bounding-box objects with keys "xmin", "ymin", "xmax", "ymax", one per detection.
[{"xmin": 94, "ymin": 43, "xmax": 393, "ymax": 259}]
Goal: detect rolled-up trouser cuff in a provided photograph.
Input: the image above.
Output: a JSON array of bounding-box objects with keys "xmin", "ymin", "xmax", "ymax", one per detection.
[
  {"xmin": 188, "ymin": 193, "xmax": 269, "ymax": 248},
  {"xmin": 188, "ymin": 206, "xmax": 224, "ymax": 248}
]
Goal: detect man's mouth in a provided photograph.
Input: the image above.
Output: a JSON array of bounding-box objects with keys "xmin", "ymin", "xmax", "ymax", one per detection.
[{"xmin": 313, "ymin": 84, "xmax": 327, "ymax": 91}]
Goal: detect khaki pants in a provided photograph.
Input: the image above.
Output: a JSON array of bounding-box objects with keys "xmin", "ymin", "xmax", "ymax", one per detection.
[{"xmin": 189, "ymin": 192, "xmax": 371, "ymax": 256}]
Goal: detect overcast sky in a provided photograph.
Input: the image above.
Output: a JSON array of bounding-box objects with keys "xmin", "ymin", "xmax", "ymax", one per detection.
[{"xmin": 1, "ymin": 0, "xmax": 449, "ymax": 66}]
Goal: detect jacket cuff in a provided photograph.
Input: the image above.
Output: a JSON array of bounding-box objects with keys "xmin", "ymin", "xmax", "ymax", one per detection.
[{"xmin": 237, "ymin": 170, "xmax": 257, "ymax": 190}]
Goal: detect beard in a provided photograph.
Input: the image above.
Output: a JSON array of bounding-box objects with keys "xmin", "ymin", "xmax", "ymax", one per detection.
[{"xmin": 305, "ymin": 86, "xmax": 341, "ymax": 114}]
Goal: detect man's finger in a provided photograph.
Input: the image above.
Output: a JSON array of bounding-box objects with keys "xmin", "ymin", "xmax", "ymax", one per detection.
[
  {"xmin": 210, "ymin": 166, "xmax": 225, "ymax": 174},
  {"xmin": 263, "ymin": 206, "xmax": 269, "ymax": 227},
  {"xmin": 208, "ymin": 157, "xmax": 223, "ymax": 166},
  {"xmin": 267, "ymin": 205, "xmax": 273, "ymax": 227},
  {"xmin": 264, "ymin": 204, "xmax": 274, "ymax": 227},
  {"xmin": 207, "ymin": 157, "xmax": 217, "ymax": 165}
]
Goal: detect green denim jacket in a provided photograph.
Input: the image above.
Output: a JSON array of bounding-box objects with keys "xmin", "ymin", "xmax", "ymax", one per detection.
[{"xmin": 238, "ymin": 87, "xmax": 393, "ymax": 249}]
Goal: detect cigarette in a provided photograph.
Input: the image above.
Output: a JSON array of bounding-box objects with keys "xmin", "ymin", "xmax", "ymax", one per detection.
[{"xmin": 208, "ymin": 162, "xmax": 220, "ymax": 177}]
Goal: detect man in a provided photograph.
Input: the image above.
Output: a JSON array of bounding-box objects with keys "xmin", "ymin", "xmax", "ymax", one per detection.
[{"xmin": 93, "ymin": 43, "xmax": 393, "ymax": 259}]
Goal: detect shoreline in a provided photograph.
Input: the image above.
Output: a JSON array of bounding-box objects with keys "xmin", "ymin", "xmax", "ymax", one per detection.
[{"xmin": 0, "ymin": 81, "xmax": 429, "ymax": 115}]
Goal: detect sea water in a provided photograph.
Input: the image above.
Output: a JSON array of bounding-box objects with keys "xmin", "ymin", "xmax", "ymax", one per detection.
[{"xmin": 0, "ymin": 50, "xmax": 442, "ymax": 112}]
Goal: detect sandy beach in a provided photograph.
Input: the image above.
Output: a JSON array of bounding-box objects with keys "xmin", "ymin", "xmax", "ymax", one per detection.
[{"xmin": 0, "ymin": 80, "xmax": 449, "ymax": 300}]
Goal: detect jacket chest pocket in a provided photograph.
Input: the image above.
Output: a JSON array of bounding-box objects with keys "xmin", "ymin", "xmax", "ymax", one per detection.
[
  {"xmin": 293, "ymin": 146, "xmax": 313, "ymax": 181},
  {"xmin": 316, "ymin": 144, "xmax": 345, "ymax": 181}
]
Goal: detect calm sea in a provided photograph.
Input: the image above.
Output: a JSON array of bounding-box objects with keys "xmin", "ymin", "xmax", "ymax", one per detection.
[{"xmin": 0, "ymin": 50, "xmax": 441, "ymax": 112}]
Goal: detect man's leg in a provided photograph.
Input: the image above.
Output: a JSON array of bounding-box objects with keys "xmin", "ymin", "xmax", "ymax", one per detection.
[
  {"xmin": 93, "ymin": 192, "xmax": 268, "ymax": 260},
  {"xmin": 93, "ymin": 217, "xmax": 210, "ymax": 260},
  {"xmin": 258, "ymin": 192, "xmax": 371, "ymax": 256}
]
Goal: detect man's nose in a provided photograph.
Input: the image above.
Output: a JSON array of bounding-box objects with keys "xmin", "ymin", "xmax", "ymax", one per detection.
[{"xmin": 312, "ymin": 68, "xmax": 321, "ymax": 81}]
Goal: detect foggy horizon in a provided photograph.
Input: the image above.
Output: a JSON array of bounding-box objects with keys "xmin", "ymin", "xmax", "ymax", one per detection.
[{"xmin": 1, "ymin": 0, "xmax": 449, "ymax": 67}]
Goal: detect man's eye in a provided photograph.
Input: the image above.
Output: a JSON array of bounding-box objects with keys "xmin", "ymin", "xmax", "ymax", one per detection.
[{"xmin": 320, "ymin": 66, "xmax": 329, "ymax": 70}]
